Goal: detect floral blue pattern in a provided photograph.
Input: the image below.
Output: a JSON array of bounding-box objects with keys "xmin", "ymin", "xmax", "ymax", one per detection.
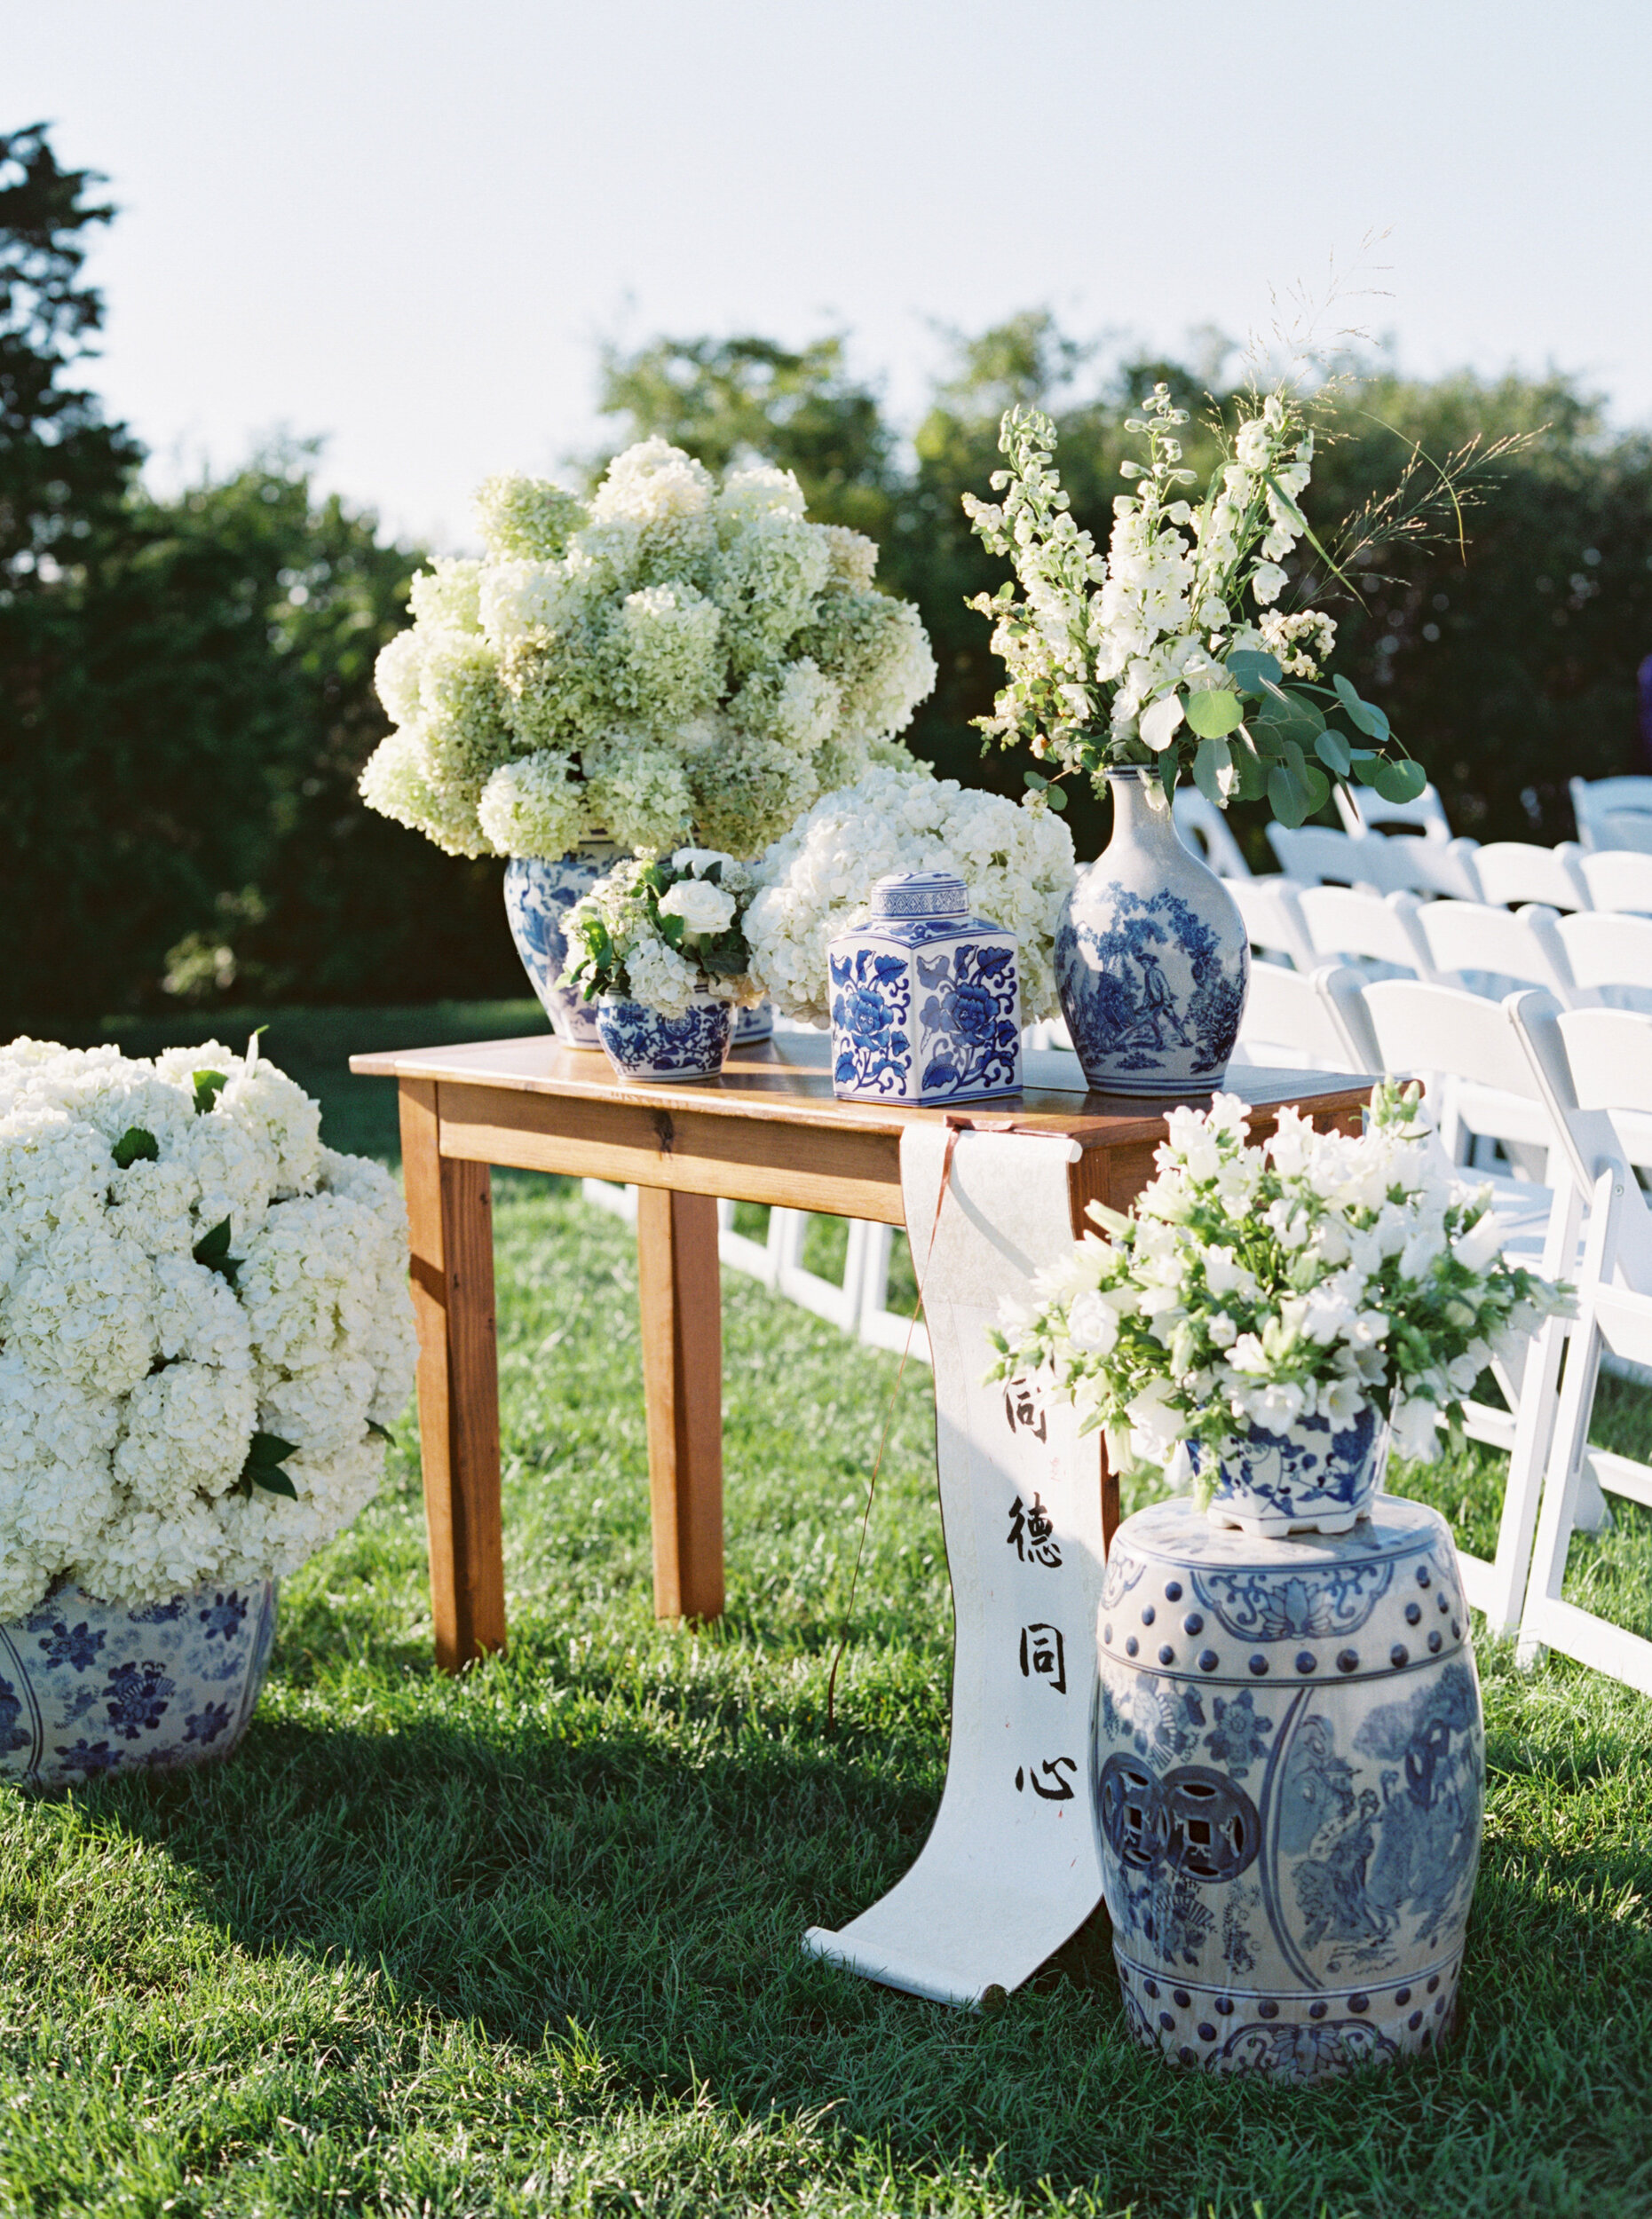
[
  {"xmin": 828, "ymin": 872, "xmax": 1022, "ymax": 1105},
  {"xmin": 0, "ymin": 1580, "xmax": 277, "ymax": 1789},
  {"xmin": 503, "ymin": 850, "xmax": 618, "ymax": 1048},
  {"xmin": 1193, "ymin": 1404, "xmax": 1389, "ymax": 1537},
  {"xmin": 596, "ymin": 994, "xmax": 731, "ymax": 1082}
]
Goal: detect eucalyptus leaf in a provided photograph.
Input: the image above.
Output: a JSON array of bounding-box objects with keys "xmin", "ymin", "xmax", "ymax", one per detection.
[
  {"xmin": 1191, "ymin": 736, "xmax": 1230, "ymax": 807},
  {"xmin": 1225, "ymin": 648, "xmax": 1283, "ymax": 696},
  {"xmin": 1184, "ymin": 690, "xmax": 1243, "ymax": 739},
  {"xmin": 1371, "ymin": 757, "xmax": 1427, "ymax": 804},
  {"xmin": 1267, "ymin": 764, "xmax": 1309, "ymax": 828},
  {"xmin": 193, "ymin": 1070, "xmax": 228, "ymax": 1117},
  {"xmin": 1043, "ymin": 783, "xmax": 1068, "ymax": 810},
  {"xmin": 111, "ymin": 1125, "xmax": 159, "ymax": 1171},
  {"xmin": 1315, "ymin": 730, "xmax": 1353, "ymax": 778},
  {"xmin": 1229, "ymin": 738, "xmax": 1269, "ymax": 803}
]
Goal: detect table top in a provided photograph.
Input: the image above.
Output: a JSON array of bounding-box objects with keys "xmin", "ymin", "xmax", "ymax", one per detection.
[{"xmin": 351, "ymin": 1029, "xmax": 1376, "ymax": 1147}]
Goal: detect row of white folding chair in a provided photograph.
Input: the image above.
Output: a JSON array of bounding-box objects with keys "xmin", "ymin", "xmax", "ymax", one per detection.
[
  {"xmin": 1334, "ymin": 779, "xmax": 1454, "ymax": 841},
  {"xmin": 1268, "ymin": 824, "xmax": 1484, "ymax": 901},
  {"xmin": 1570, "ymin": 774, "xmax": 1652, "ymax": 853},
  {"xmin": 1264, "ymin": 819, "xmax": 1652, "ymax": 918},
  {"xmin": 1173, "ymin": 788, "xmax": 1253, "ymax": 878}
]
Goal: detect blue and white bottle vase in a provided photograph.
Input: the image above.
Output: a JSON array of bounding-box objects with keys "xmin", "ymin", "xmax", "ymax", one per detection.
[{"xmin": 828, "ymin": 871, "xmax": 1022, "ymax": 1105}]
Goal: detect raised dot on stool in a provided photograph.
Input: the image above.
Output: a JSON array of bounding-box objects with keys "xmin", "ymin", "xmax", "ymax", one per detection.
[
  {"xmin": 1103, "ymin": 1624, "xmax": 1113, "ymax": 1644},
  {"xmin": 1296, "ymin": 1649, "xmax": 1316, "ymax": 1673},
  {"xmin": 1126, "ymin": 1636, "xmax": 1139, "ymax": 1657},
  {"xmin": 1435, "ymin": 1996, "xmax": 1446, "ymax": 2014},
  {"xmin": 1336, "ymin": 1648, "xmax": 1359, "ymax": 1673},
  {"xmin": 1183, "ymin": 1612, "xmax": 1205, "ymax": 1636},
  {"xmin": 1439, "ymin": 1592, "xmax": 1450, "ymax": 1611},
  {"xmin": 1164, "ymin": 1580, "xmax": 1182, "ymax": 1601},
  {"xmin": 1417, "ymin": 1565, "xmax": 1432, "ymax": 1587},
  {"xmin": 1174, "ymin": 1988, "xmax": 1190, "ymax": 2007},
  {"xmin": 1158, "ymin": 1644, "xmax": 1176, "ymax": 1666},
  {"xmin": 1390, "ymin": 1642, "xmax": 1410, "ymax": 1668},
  {"xmin": 1215, "ymin": 1997, "xmax": 1234, "ymax": 2016},
  {"xmin": 1349, "ymin": 1994, "xmax": 1369, "ymax": 2013},
  {"xmin": 1143, "ymin": 1978, "xmax": 1160, "ymax": 1998},
  {"xmin": 1428, "ymin": 1630, "xmax": 1443, "ymax": 1654},
  {"xmin": 1404, "ymin": 1601, "xmax": 1422, "ymax": 1625},
  {"xmin": 1408, "ymin": 2010, "xmax": 1424, "ymax": 2031},
  {"xmin": 1178, "ymin": 2045, "xmax": 1198, "ymax": 2065},
  {"xmin": 1427, "ymin": 1974, "xmax": 1440, "ymax": 1993},
  {"xmin": 1160, "ymin": 2010, "xmax": 1175, "ymax": 2031},
  {"xmin": 1395, "ymin": 1987, "xmax": 1411, "ymax": 2006},
  {"xmin": 1198, "ymin": 1648, "xmax": 1220, "ymax": 1673},
  {"xmin": 1249, "ymin": 1654, "xmax": 1269, "ymax": 1676},
  {"xmin": 1198, "ymin": 2022, "xmax": 1217, "ymax": 2041},
  {"xmin": 1451, "ymin": 1618, "xmax": 1461, "ymax": 1639},
  {"xmin": 1258, "ymin": 2001, "xmax": 1278, "ymax": 2019},
  {"xmin": 1308, "ymin": 2001, "xmax": 1327, "ymax": 2020},
  {"xmin": 1141, "ymin": 1604, "xmax": 1156, "ymax": 1625}
]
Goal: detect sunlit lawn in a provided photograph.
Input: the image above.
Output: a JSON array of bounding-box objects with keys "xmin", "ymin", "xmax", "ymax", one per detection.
[{"xmin": 1, "ymin": 1003, "xmax": 1648, "ymax": 2217}]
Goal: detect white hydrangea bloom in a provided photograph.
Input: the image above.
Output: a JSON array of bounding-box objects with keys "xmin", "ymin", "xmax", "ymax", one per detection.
[
  {"xmin": 473, "ymin": 473, "xmax": 584, "ymax": 561},
  {"xmin": 715, "ymin": 464, "xmax": 807, "ymax": 533},
  {"xmin": 0, "ymin": 1042, "xmax": 417, "ymax": 1615},
  {"xmin": 407, "ymin": 557, "xmax": 485, "ymax": 634},
  {"xmin": 374, "ymin": 630, "xmax": 424, "ymax": 726},
  {"xmin": 478, "ymin": 750, "xmax": 585, "ymax": 860},
  {"xmin": 590, "ymin": 437, "xmax": 715, "ymax": 525}
]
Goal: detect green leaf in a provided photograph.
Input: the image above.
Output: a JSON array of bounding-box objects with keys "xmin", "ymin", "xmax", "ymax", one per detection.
[
  {"xmin": 1371, "ymin": 757, "xmax": 1428, "ymax": 803},
  {"xmin": 1299, "ymin": 762, "xmax": 1332, "ymax": 816},
  {"xmin": 366, "ymin": 1419, "xmax": 392, "ymax": 1441},
  {"xmin": 1024, "ymin": 770, "xmax": 1047, "ymax": 791},
  {"xmin": 1043, "ymin": 783, "xmax": 1068, "ymax": 810},
  {"xmin": 1158, "ymin": 750, "xmax": 1178, "ymax": 809},
  {"xmin": 238, "ymin": 1429, "xmax": 300, "ymax": 1500},
  {"xmin": 1332, "ymin": 671, "xmax": 1391, "ymax": 741},
  {"xmin": 193, "ymin": 1215, "xmax": 240, "ymax": 1287},
  {"xmin": 112, "ymin": 1125, "xmax": 159, "ymax": 1170},
  {"xmin": 1225, "ymin": 648, "xmax": 1283, "ymax": 696},
  {"xmin": 251, "ymin": 1465, "xmax": 299, "ymax": 1499},
  {"xmin": 1315, "ymin": 730, "xmax": 1353, "ymax": 778},
  {"xmin": 1184, "ymin": 690, "xmax": 1243, "ymax": 739},
  {"xmin": 1267, "ymin": 763, "xmax": 1310, "ymax": 828},
  {"xmin": 193, "ymin": 1069, "xmax": 228, "ymax": 1117},
  {"xmin": 1191, "ymin": 736, "xmax": 1230, "ymax": 807},
  {"xmin": 1229, "ymin": 737, "xmax": 1269, "ymax": 803}
]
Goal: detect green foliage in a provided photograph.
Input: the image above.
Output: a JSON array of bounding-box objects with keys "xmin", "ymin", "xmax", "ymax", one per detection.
[
  {"xmin": 237, "ymin": 1430, "xmax": 298, "ymax": 1500},
  {"xmin": 191, "ymin": 1214, "xmax": 239, "ymax": 1287},
  {"xmin": 109, "ymin": 1124, "xmax": 158, "ymax": 1169}
]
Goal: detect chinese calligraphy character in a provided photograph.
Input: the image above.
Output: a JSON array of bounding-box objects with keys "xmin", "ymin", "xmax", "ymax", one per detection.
[
  {"xmin": 1015, "ymin": 1757, "xmax": 1078, "ymax": 1801},
  {"xmin": 1006, "ymin": 1491, "xmax": 1062, "ymax": 1568},
  {"xmin": 1004, "ymin": 1375, "xmax": 1047, "ymax": 1444},
  {"xmin": 1018, "ymin": 1623, "xmax": 1067, "ymax": 1694}
]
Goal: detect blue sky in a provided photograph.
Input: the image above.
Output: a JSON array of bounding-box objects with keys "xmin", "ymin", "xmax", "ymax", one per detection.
[{"xmin": 14, "ymin": 0, "xmax": 1652, "ymax": 549}]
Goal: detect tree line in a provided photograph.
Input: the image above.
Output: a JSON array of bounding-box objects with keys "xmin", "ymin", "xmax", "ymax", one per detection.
[{"xmin": 4, "ymin": 122, "xmax": 1650, "ymax": 1027}]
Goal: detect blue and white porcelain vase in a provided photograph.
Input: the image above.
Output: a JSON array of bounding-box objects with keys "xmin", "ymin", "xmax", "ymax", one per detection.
[
  {"xmin": 1198, "ymin": 1405, "xmax": 1390, "ymax": 1539},
  {"xmin": 1094, "ymin": 1495, "xmax": 1483, "ymax": 2085},
  {"xmin": 596, "ymin": 990, "xmax": 733, "ymax": 1083},
  {"xmin": 503, "ymin": 846, "xmax": 620, "ymax": 1050},
  {"xmin": 828, "ymin": 870, "xmax": 1022, "ymax": 1105},
  {"xmin": 0, "ymin": 1579, "xmax": 277, "ymax": 1790},
  {"xmin": 1056, "ymin": 769, "xmax": 1248, "ymax": 1095},
  {"xmin": 733, "ymin": 1003, "xmax": 775, "ymax": 1046}
]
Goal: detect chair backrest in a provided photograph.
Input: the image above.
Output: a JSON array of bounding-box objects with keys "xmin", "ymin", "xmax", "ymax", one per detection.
[
  {"xmin": 1265, "ymin": 825, "xmax": 1389, "ymax": 888},
  {"xmin": 1578, "ymin": 849, "xmax": 1652, "ymax": 914},
  {"xmin": 1173, "ymin": 787, "xmax": 1252, "ymax": 879},
  {"xmin": 1585, "ymin": 809, "xmax": 1652, "ymax": 857},
  {"xmin": 1410, "ymin": 899, "xmax": 1572, "ymax": 1000},
  {"xmin": 1232, "ymin": 961, "xmax": 1374, "ymax": 1073},
  {"xmin": 1294, "ymin": 885, "xmax": 1430, "ymax": 978},
  {"xmin": 1359, "ymin": 978, "xmax": 1559, "ymax": 1172},
  {"xmin": 1552, "ymin": 911, "xmax": 1652, "ymax": 1015},
  {"xmin": 1511, "ymin": 995, "xmax": 1652, "ymax": 1289},
  {"xmin": 1334, "ymin": 779, "xmax": 1453, "ymax": 841},
  {"xmin": 1570, "ymin": 774, "xmax": 1652, "ymax": 849},
  {"xmin": 1366, "ymin": 834, "xmax": 1485, "ymax": 902},
  {"xmin": 1473, "ymin": 840, "xmax": 1592, "ymax": 912},
  {"xmin": 1225, "ymin": 874, "xmax": 1313, "ymax": 969}
]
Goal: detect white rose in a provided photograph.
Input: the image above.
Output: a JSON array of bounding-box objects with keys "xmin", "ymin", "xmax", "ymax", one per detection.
[{"xmin": 658, "ymin": 880, "xmax": 737, "ymax": 937}]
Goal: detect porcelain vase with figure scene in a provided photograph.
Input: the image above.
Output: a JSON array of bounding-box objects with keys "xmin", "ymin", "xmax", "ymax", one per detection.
[
  {"xmin": 502, "ymin": 845, "xmax": 620, "ymax": 1048},
  {"xmin": 1093, "ymin": 1494, "xmax": 1483, "ymax": 2086},
  {"xmin": 1055, "ymin": 768, "xmax": 1249, "ymax": 1095}
]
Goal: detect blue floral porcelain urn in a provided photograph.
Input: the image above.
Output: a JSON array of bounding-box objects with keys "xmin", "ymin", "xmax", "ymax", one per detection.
[
  {"xmin": 828, "ymin": 870, "xmax": 1021, "ymax": 1104},
  {"xmin": 1056, "ymin": 769, "xmax": 1249, "ymax": 1095},
  {"xmin": 503, "ymin": 849, "xmax": 618, "ymax": 1049},
  {"xmin": 1093, "ymin": 1494, "xmax": 1483, "ymax": 2085}
]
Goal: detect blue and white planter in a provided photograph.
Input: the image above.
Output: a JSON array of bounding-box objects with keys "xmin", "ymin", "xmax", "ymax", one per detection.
[
  {"xmin": 828, "ymin": 871, "xmax": 1022, "ymax": 1105},
  {"xmin": 0, "ymin": 1579, "xmax": 277, "ymax": 1790},
  {"xmin": 1095, "ymin": 1495, "xmax": 1483, "ymax": 2085},
  {"xmin": 596, "ymin": 991, "xmax": 732, "ymax": 1082},
  {"xmin": 733, "ymin": 1002, "xmax": 775, "ymax": 1046},
  {"xmin": 1056, "ymin": 769, "xmax": 1248, "ymax": 1096},
  {"xmin": 503, "ymin": 848, "xmax": 620, "ymax": 1050},
  {"xmin": 1196, "ymin": 1404, "xmax": 1390, "ymax": 1539}
]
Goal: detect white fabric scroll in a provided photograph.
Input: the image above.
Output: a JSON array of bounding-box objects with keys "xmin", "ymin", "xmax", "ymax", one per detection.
[{"xmin": 802, "ymin": 1125, "xmax": 1110, "ymax": 2008}]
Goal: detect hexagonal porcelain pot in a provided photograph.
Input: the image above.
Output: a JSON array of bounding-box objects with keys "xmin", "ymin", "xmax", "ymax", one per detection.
[
  {"xmin": 827, "ymin": 870, "xmax": 1022, "ymax": 1104},
  {"xmin": 1094, "ymin": 1496, "xmax": 1483, "ymax": 2085},
  {"xmin": 1197, "ymin": 1404, "xmax": 1391, "ymax": 1538}
]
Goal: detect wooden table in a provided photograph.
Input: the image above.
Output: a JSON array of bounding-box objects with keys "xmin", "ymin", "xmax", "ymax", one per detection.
[{"xmin": 350, "ymin": 1031, "xmax": 1373, "ymax": 1671}]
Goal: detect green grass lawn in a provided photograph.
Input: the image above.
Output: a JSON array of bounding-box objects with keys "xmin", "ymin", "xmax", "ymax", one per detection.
[{"xmin": 4, "ymin": 1006, "xmax": 1650, "ymax": 2217}]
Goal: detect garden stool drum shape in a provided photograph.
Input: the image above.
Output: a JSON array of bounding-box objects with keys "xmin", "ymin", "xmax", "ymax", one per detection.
[{"xmin": 1094, "ymin": 1494, "xmax": 1484, "ymax": 2084}]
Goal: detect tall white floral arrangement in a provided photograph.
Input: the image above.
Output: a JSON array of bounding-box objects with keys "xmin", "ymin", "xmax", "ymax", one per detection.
[
  {"xmin": 0, "ymin": 1039, "xmax": 416, "ymax": 1617},
  {"xmin": 360, "ymin": 439, "xmax": 937, "ymax": 864},
  {"xmin": 745, "ymin": 766, "xmax": 1076, "ymax": 1027}
]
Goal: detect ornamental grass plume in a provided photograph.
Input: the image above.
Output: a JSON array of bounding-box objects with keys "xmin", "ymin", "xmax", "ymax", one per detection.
[
  {"xmin": 360, "ymin": 442, "xmax": 937, "ymax": 863},
  {"xmin": 989, "ymin": 1083, "xmax": 1569, "ymax": 1492},
  {"xmin": 0, "ymin": 1038, "xmax": 415, "ymax": 1615}
]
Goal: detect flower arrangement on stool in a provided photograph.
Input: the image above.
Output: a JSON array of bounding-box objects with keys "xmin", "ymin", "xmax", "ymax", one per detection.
[
  {"xmin": 991, "ymin": 1083, "xmax": 1569, "ymax": 2082},
  {"xmin": 561, "ymin": 849, "xmax": 765, "ymax": 1082},
  {"xmin": 0, "ymin": 1037, "xmax": 415, "ymax": 1789}
]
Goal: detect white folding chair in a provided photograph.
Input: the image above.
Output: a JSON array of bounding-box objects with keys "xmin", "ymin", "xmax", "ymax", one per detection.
[
  {"xmin": 1586, "ymin": 810, "xmax": 1652, "ymax": 857},
  {"xmin": 1366, "ymin": 835, "xmax": 1485, "ymax": 903},
  {"xmin": 1512, "ymin": 999, "xmax": 1652, "ymax": 1691},
  {"xmin": 1473, "ymin": 841, "xmax": 1592, "ymax": 912},
  {"xmin": 1174, "ymin": 787, "xmax": 1253, "ymax": 878},
  {"xmin": 1294, "ymin": 884, "xmax": 1431, "ymax": 982},
  {"xmin": 1570, "ymin": 774, "xmax": 1652, "ymax": 851},
  {"xmin": 1409, "ymin": 899, "xmax": 1573, "ymax": 1005},
  {"xmin": 1226, "ymin": 875, "xmax": 1315, "ymax": 970},
  {"xmin": 1358, "ymin": 980, "xmax": 1583, "ymax": 1631},
  {"xmin": 1265, "ymin": 825, "xmax": 1390, "ymax": 890},
  {"xmin": 1229, "ymin": 961, "xmax": 1376, "ymax": 1073},
  {"xmin": 1579, "ymin": 849, "xmax": 1652, "ymax": 915},
  {"xmin": 1335, "ymin": 779, "xmax": 1454, "ymax": 841},
  {"xmin": 1553, "ymin": 910, "xmax": 1652, "ymax": 1017}
]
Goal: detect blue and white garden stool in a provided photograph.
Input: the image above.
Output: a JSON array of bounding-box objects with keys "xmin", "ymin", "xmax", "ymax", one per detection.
[{"xmin": 828, "ymin": 870, "xmax": 1022, "ymax": 1104}]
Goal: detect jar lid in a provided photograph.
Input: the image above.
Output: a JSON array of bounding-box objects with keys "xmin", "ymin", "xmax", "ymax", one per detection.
[{"xmin": 870, "ymin": 870, "xmax": 968, "ymax": 919}]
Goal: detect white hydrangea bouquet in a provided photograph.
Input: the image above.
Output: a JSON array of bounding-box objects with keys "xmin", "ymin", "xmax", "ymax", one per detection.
[
  {"xmin": 745, "ymin": 765, "xmax": 1076, "ymax": 1026},
  {"xmin": 360, "ymin": 438, "xmax": 937, "ymax": 863},
  {"xmin": 988, "ymin": 1084, "xmax": 1568, "ymax": 1491},
  {"xmin": 562, "ymin": 849, "xmax": 763, "ymax": 1017},
  {"xmin": 963, "ymin": 384, "xmax": 1428, "ymax": 828},
  {"xmin": 0, "ymin": 1038, "xmax": 416, "ymax": 1618}
]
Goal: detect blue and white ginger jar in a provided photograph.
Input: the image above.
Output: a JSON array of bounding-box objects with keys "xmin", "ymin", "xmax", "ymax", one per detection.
[
  {"xmin": 503, "ymin": 849, "xmax": 618, "ymax": 1050},
  {"xmin": 0, "ymin": 1579, "xmax": 277, "ymax": 1790},
  {"xmin": 1094, "ymin": 1495, "xmax": 1483, "ymax": 2085},
  {"xmin": 1056, "ymin": 769, "xmax": 1248, "ymax": 1095},
  {"xmin": 1197, "ymin": 1405, "xmax": 1390, "ymax": 1538},
  {"xmin": 828, "ymin": 870, "xmax": 1022, "ymax": 1105},
  {"xmin": 596, "ymin": 991, "xmax": 732, "ymax": 1083}
]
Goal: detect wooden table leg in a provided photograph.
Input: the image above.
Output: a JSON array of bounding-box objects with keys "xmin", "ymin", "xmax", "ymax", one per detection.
[
  {"xmin": 399, "ymin": 1078, "xmax": 506, "ymax": 1671},
  {"xmin": 636, "ymin": 1187, "xmax": 724, "ymax": 1620}
]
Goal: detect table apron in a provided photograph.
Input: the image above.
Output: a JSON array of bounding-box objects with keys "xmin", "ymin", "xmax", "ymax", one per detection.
[{"xmin": 434, "ymin": 1081, "xmax": 907, "ymax": 1223}]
